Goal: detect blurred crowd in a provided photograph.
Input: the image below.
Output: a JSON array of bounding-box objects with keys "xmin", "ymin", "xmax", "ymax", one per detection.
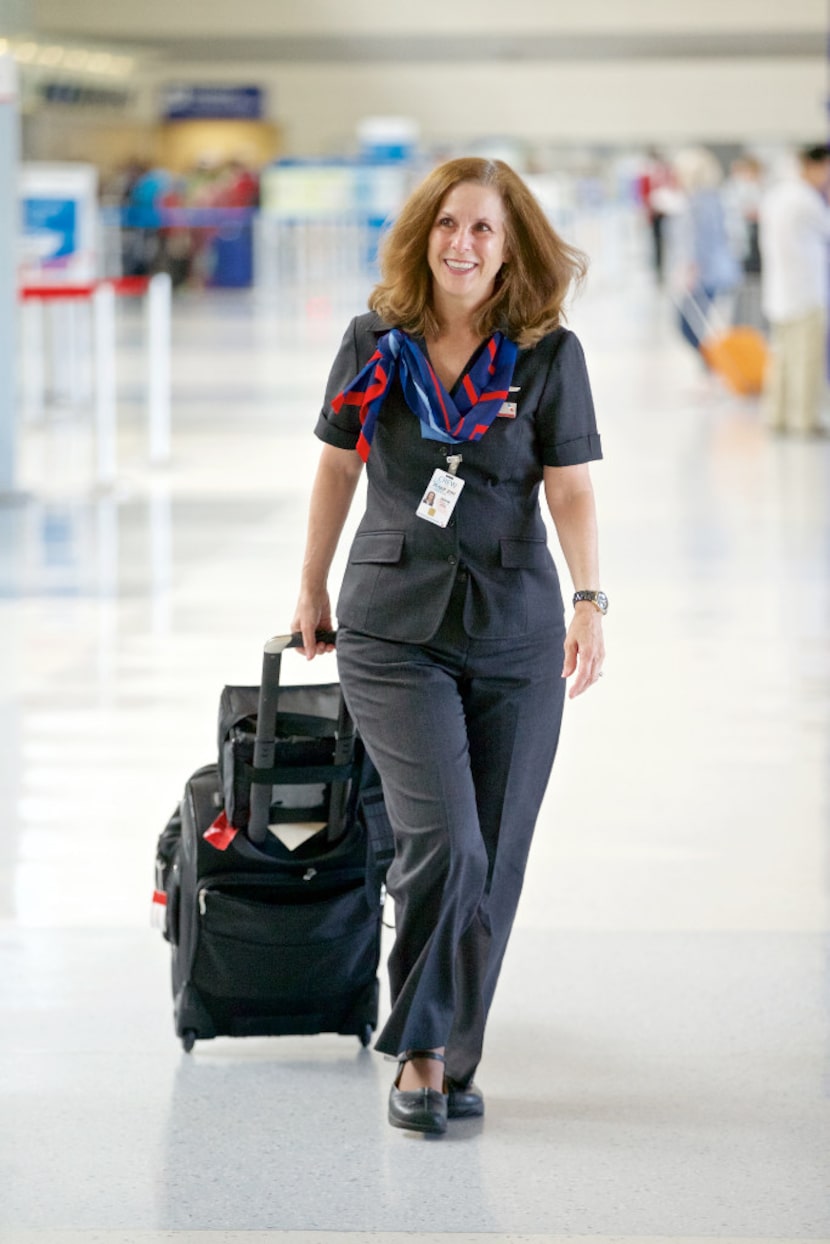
[
  {"xmin": 637, "ymin": 145, "xmax": 764, "ymax": 331},
  {"xmin": 102, "ymin": 156, "xmax": 261, "ymax": 287},
  {"xmin": 637, "ymin": 142, "xmax": 830, "ymax": 435},
  {"xmin": 98, "ymin": 143, "xmax": 828, "ymax": 435}
]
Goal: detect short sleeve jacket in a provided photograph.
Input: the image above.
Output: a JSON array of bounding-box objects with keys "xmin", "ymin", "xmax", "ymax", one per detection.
[{"xmin": 315, "ymin": 311, "xmax": 602, "ymax": 643}]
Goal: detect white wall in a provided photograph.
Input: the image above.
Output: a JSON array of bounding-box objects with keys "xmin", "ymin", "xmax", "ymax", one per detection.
[
  {"xmin": 20, "ymin": 0, "xmax": 830, "ymax": 157},
  {"xmin": 133, "ymin": 58, "xmax": 827, "ymax": 154},
  {"xmin": 28, "ymin": 0, "xmax": 828, "ymax": 38}
]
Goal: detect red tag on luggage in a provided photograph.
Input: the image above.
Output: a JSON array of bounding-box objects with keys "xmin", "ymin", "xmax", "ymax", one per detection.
[
  {"xmin": 204, "ymin": 811, "xmax": 239, "ymax": 851},
  {"xmin": 150, "ymin": 888, "xmax": 167, "ymax": 931}
]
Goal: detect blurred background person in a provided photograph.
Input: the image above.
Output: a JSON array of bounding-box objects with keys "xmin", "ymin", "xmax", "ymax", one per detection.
[
  {"xmin": 759, "ymin": 142, "xmax": 830, "ymax": 435},
  {"xmin": 723, "ymin": 153, "xmax": 765, "ymax": 330},
  {"xmin": 184, "ymin": 156, "xmax": 224, "ymax": 288},
  {"xmin": 637, "ymin": 147, "xmax": 680, "ymax": 284},
  {"xmin": 213, "ymin": 158, "xmax": 260, "ymax": 210},
  {"xmin": 121, "ymin": 162, "xmax": 188, "ymax": 282},
  {"xmin": 669, "ymin": 146, "xmax": 740, "ymax": 357},
  {"xmin": 203, "ymin": 158, "xmax": 261, "ymax": 289},
  {"xmin": 124, "ymin": 165, "xmax": 171, "ymax": 265}
]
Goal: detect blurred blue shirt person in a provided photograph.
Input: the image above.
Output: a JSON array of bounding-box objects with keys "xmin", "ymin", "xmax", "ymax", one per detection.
[{"xmin": 669, "ymin": 147, "xmax": 740, "ymax": 352}]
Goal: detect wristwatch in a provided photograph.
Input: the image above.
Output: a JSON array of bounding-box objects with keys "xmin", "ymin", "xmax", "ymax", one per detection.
[{"xmin": 573, "ymin": 590, "xmax": 608, "ymax": 615}]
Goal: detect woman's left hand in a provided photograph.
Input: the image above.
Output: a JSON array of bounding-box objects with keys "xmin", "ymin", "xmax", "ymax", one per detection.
[{"xmin": 561, "ymin": 607, "xmax": 605, "ymax": 698}]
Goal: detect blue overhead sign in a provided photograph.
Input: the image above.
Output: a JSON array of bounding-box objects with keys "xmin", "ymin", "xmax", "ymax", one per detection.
[{"xmin": 162, "ymin": 85, "xmax": 264, "ymax": 121}]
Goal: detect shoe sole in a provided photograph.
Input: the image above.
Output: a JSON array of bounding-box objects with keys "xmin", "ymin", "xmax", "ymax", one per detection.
[
  {"xmin": 388, "ymin": 1112, "xmax": 447, "ymax": 1135},
  {"xmin": 447, "ymin": 1103, "xmax": 484, "ymax": 1119}
]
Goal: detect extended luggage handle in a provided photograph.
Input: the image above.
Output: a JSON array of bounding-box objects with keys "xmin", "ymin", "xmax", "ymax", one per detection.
[
  {"xmin": 264, "ymin": 629, "xmax": 337, "ymax": 655},
  {"xmin": 248, "ymin": 629, "xmax": 349, "ymax": 845},
  {"xmin": 672, "ymin": 288, "xmax": 730, "ymax": 343}
]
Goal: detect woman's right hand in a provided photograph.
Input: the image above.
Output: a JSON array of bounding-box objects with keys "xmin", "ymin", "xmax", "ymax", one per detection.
[{"xmin": 291, "ymin": 589, "xmax": 336, "ymax": 661}]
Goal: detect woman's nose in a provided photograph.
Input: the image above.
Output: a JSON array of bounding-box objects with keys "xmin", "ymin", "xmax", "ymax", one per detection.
[{"xmin": 450, "ymin": 225, "xmax": 473, "ymax": 250}]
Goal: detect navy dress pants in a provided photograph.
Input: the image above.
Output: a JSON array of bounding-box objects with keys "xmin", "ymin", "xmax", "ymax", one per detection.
[{"xmin": 336, "ymin": 576, "xmax": 566, "ymax": 1086}]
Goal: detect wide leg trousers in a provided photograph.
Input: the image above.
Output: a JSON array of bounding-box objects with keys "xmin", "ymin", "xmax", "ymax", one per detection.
[
  {"xmin": 762, "ymin": 308, "xmax": 828, "ymax": 434},
  {"xmin": 336, "ymin": 577, "xmax": 566, "ymax": 1086}
]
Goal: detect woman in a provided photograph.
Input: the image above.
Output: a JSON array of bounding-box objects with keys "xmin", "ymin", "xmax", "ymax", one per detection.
[{"xmin": 291, "ymin": 157, "xmax": 605, "ymax": 1136}]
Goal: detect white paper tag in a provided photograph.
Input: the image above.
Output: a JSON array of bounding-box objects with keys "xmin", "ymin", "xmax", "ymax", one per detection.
[{"xmin": 416, "ymin": 468, "xmax": 465, "ymax": 527}]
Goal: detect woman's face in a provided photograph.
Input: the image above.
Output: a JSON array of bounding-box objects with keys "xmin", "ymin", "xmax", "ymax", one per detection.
[{"xmin": 426, "ymin": 181, "xmax": 509, "ymax": 314}]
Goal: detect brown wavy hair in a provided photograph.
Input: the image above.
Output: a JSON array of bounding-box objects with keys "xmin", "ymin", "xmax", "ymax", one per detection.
[{"xmin": 368, "ymin": 157, "xmax": 587, "ymax": 348}]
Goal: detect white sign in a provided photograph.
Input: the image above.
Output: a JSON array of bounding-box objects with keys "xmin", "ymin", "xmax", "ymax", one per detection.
[{"xmin": 19, "ymin": 162, "xmax": 98, "ymax": 284}]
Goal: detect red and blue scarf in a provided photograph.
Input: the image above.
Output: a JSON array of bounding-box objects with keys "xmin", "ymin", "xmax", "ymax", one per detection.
[{"xmin": 331, "ymin": 328, "xmax": 519, "ymax": 462}]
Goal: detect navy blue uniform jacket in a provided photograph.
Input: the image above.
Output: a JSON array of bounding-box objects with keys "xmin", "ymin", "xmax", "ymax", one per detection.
[{"xmin": 315, "ymin": 312, "xmax": 602, "ymax": 644}]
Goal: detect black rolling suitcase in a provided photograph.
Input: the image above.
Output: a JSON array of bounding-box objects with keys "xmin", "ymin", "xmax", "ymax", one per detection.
[{"xmin": 153, "ymin": 632, "xmax": 394, "ymax": 1052}]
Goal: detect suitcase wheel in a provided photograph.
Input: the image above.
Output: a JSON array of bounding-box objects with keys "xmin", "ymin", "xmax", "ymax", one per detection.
[
  {"xmin": 181, "ymin": 1029, "xmax": 197, "ymax": 1053},
  {"xmin": 359, "ymin": 1023, "xmax": 373, "ymax": 1048}
]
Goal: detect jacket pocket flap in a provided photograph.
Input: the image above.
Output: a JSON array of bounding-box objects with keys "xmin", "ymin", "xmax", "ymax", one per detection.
[
  {"xmin": 350, "ymin": 530, "xmax": 405, "ymax": 565},
  {"xmin": 500, "ymin": 537, "xmax": 546, "ymax": 569}
]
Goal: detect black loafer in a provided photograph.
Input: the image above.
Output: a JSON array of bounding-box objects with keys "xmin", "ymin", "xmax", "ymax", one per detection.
[
  {"xmin": 446, "ymin": 1078, "xmax": 484, "ymax": 1119},
  {"xmin": 388, "ymin": 1050, "xmax": 448, "ymax": 1135},
  {"xmin": 388, "ymin": 1084, "xmax": 448, "ymax": 1134}
]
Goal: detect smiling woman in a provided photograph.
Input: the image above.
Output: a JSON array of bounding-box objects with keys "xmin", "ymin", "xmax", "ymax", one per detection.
[
  {"xmin": 369, "ymin": 156, "xmax": 587, "ymax": 349},
  {"xmin": 290, "ymin": 156, "xmax": 605, "ymax": 1137},
  {"xmin": 426, "ymin": 182, "xmax": 508, "ymax": 322}
]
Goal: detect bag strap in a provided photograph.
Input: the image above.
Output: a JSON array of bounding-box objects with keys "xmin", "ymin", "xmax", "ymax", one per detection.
[
  {"xmin": 275, "ymin": 712, "xmax": 337, "ymax": 739},
  {"xmin": 247, "ymin": 629, "xmax": 338, "ymax": 844},
  {"xmin": 245, "ymin": 761, "xmax": 357, "ymax": 786},
  {"xmin": 361, "ymin": 782, "xmax": 395, "ymax": 905}
]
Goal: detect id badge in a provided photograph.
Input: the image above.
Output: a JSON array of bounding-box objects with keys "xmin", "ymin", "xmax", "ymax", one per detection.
[{"xmin": 416, "ymin": 469, "xmax": 465, "ymax": 528}]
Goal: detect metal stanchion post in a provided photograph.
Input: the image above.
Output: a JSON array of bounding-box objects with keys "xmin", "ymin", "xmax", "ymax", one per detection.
[
  {"xmin": 146, "ymin": 271, "xmax": 172, "ymax": 464},
  {"xmin": 93, "ymin": 282, "xmax": 117, "ymax": 486},
  {"xmin": 21, "ymin": 298, "xmax": 45, "ymax": 421},
  {"xmin": 0, "ymin": 55, "xmax": 19, "ymax": 496}
]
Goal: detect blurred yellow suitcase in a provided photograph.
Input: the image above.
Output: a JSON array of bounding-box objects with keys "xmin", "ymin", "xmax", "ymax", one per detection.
[{"xmin": 699, "ymin": 326, "xmax": 769, "ymax": 396}]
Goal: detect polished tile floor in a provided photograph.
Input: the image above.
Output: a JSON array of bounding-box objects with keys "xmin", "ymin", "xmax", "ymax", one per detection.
[{"xmin": 1, "ymin": 235, "xmax": 829, "ymax": 1244}]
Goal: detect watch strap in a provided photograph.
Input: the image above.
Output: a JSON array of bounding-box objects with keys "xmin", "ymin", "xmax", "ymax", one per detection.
[{"xmin": 573, "ymin": 590, "xmax": 608, "ymax": 614}]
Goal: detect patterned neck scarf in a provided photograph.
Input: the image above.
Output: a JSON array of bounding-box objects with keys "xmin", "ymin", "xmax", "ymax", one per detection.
[{"xmin": 331, "ymin": 328, "xmax": 519, "ymax": 462}]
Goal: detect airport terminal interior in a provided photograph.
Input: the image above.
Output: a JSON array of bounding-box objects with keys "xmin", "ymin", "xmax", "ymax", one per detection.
[{"xmin": 1, "ymin": 3, "xmax": 829, "ymax": 1243}]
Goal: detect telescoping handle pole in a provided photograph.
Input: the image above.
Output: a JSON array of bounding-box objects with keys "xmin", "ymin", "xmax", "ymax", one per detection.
[
  {"xmin": 673, "ymin": 288, "xmax": 729, "ymax": 345},
  {"xmin": 247, "ymin": 629, "xmax": 337, "ymax": 844},
  {"xmin": 327, "ymin": 689, "xmax": 355, "ymax": 842}
]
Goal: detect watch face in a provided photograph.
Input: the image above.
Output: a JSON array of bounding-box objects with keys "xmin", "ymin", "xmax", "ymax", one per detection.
[{"xmin": 597, "ymin": 591, "xmax": 608, "ymax": 613}]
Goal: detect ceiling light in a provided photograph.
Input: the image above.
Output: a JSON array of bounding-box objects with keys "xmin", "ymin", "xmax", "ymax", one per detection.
[
  {"xmin": 37, "ymin": 46, "xmax": 65, "ymax": 67},
  {"xmin": 63, "ymin": 49, "xmax": 90, "ymax": 70},
  {"xmin": 87, "ymin": 52, "xmax": 113, "ymax": 73}
]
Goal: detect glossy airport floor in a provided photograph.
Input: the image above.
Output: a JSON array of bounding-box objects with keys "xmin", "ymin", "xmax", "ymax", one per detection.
[{"xmin": 1, "ymin": 238, "xmax": 829, "ymax": 1244}]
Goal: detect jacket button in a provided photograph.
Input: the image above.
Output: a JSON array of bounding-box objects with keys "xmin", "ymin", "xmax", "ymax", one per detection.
[{"xmin": 447, "ymin": 555, "xmax": 457, "ymax": 565}]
